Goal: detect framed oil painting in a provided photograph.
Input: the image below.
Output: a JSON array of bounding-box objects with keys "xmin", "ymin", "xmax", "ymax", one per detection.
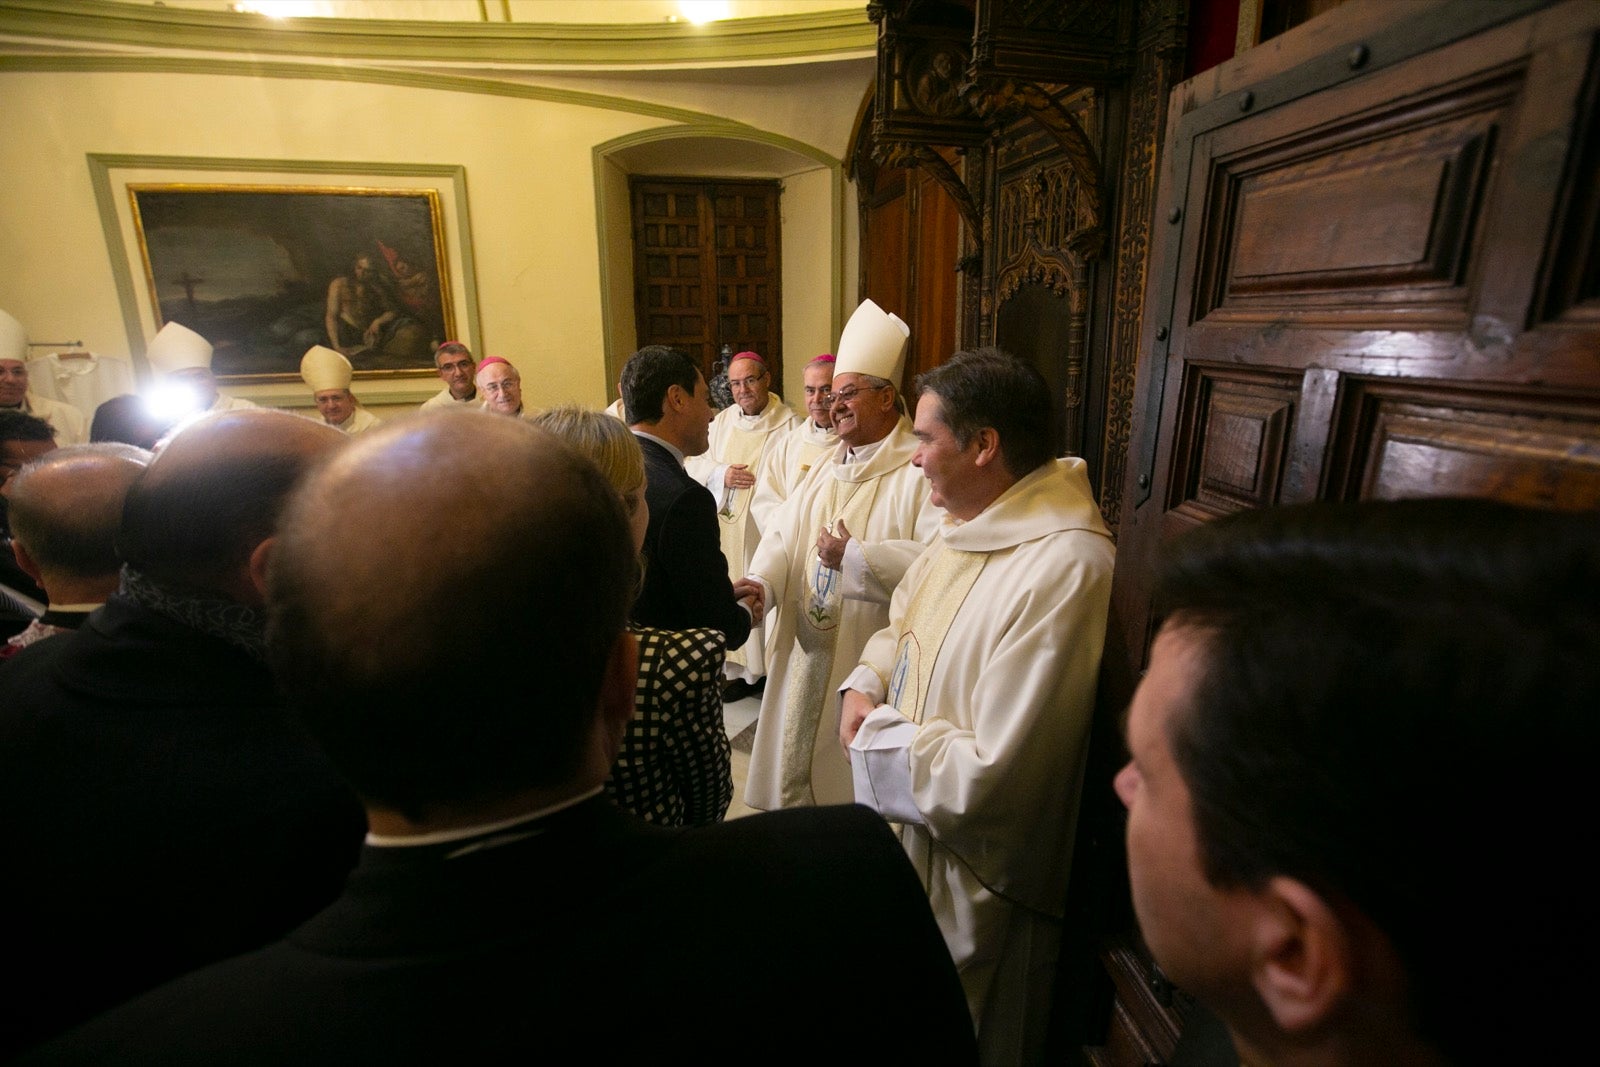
[{"xmin": 128, "ymin": 184, "xmax": 454, "ymax": 381}]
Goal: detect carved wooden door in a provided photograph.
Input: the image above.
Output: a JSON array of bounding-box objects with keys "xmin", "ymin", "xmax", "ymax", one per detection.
[
  {"xmin": 631, "ymin": 178, "xmax": 782, "ymax": 383},
  {"xmin": 1076, "ymin": 1, "xmax": 1600, "ymax": 1060}
]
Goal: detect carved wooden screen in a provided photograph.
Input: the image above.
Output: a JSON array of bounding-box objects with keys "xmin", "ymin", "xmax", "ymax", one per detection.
[
  {"xmin": 631, "ymin": 178, "xmax": 782, "ymax": 381},
  {"xmin": 1082, "ymin": 1, "xmax": 1600, "ymax": 1060}
]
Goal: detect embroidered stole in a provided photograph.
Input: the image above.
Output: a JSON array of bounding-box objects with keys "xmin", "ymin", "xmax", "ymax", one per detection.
[
  {"xmin": 717, "ymin": 426, "xmax": 774, "ymax": 670},
  {"xmin": 778, "ymin": 471, "xmax": 881, "ymax": 806},
  {"xmin": 887, "ymin": 542, "xmax": 988, "ymax": 725}
]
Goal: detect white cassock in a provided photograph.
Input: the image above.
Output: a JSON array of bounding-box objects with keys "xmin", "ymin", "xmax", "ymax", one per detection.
[
  {"xmin": 844, "ymin": 457, "xmax": 1114, "ymax": 1063},
  {"xmin": 420, "ymin": 386, "xmax": 478, "ymax": 412},
  {"xmin": 332, "ymin": 407, "xmax": 382, "ymax": 436},
  {"xmin": 750, "ymin": 417, "xmax": 838, "ymax": 533},
  {"xmin": 685, "ymin": 396, "xmax": 796, "ymax": 682},
  {"xmin": 743, "ymin": 417, "xmax": 941, "ymax": 810},
  {"xmin": 11, "ymin": 393, "xmax": 87, "ymax": 445}
]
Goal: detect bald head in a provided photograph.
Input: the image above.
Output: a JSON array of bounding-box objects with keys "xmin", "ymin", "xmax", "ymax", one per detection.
[
  {"xmin": 7, "ymin": 444, "xmax": 149, "ymax": 588},
  {"xmin": 118, "ymin": 409, "xmax": 346, "ymax": 601},
  {"xmin": 267, "ymin": 410, "xmax": 636, "ymax": 820}
]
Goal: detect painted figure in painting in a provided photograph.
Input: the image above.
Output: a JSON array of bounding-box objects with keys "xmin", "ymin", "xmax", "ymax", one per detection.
[{"xmin": 324, "ymin": 251, "xmax": 427, "ymax": 364}]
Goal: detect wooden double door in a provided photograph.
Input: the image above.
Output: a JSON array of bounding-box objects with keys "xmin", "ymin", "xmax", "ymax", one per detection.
[
  {"xmin": 631, "ymin": 178, "xmax": 783, "ymax": 384},
  {"xmin": 1076, "ymin": 1, "xmax": 1600, "ymax": 1060}
]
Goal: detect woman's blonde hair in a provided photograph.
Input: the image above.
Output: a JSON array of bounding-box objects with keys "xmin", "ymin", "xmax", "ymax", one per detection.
[{"xmin": 530, "ymin": 405, "xmax": 645, "ymax": 514}]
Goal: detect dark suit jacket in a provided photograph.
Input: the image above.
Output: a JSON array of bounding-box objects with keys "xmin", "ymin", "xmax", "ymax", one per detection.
[
  {"xmin": 31, "ymin": 798, "xmax": 978, "ymax": 1064},
  {"xmin": 0, "ymin": 595, "xmax": 366, "ymax": 1058},
  {"xmin": 634, "ymin": 433, "xmax": 752, "ymax": 646}
]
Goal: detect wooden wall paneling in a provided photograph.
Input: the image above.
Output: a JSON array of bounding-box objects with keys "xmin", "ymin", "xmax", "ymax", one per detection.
[
  {"xmin": 911, "ymin": 156, "xmax": 963, "ymax": 385},
  {"xmin": 1098, "ymin": 1, "xmax": 1188, "ymax": 528}
]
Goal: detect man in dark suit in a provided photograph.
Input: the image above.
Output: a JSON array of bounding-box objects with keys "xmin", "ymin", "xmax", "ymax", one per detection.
[
  {"xmin": 0, "ymin": 410, "xmax": 366, "ymax": 1057},
  {"xmin": 1117, "ymin": 500, "xmax": 1597, "ymax": 1067},
  {"xmin": 621, "ymin": 344, "xmax": 755, "ymax": 646},
  {"xmin": 27, "ymin": 411, "xmax": 977, "ymax": 1063}
]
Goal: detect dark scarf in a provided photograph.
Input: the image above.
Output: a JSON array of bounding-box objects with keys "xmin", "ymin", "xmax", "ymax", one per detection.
[{"xmin": 119, "ymin": 566, "xmax": 267, "ymax": 661}]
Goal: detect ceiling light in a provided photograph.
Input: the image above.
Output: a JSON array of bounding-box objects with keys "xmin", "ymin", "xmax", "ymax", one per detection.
[{"xmin": 678, "ymin": 2, "xmax": 732, "ymax": 25}]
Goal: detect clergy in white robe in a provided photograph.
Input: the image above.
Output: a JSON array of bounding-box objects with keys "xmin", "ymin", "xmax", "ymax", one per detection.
[
  {"xmin": 1, "ymin": 309, "xmax": 88, "ymax": 445},
  {"xmin": 840, "ymin": 351, "xmax": 1114, "ymax": 1064},
  {"xmin": 750, "ymin": 354, "xmax": 837, "ymax": 533},
  {"xmin": 685, "ymin": 353, "xmax": 795, "ymax": 683},
  {"xmin": 7, "ymin": 393, "xmax": 87, "ymax": 446},
  {"xmin": 743, "ymin": 302, "xmax": 940, "ymax": 810},
  {"xmin": 300, "ymin": 345, "xmax": 382, "ymax": 436},
  {"xmin": 420, "ymin": 342, "xmax": 478, "ymax": 412},
  {"xmin": 143, "ymin": 321, "xmax": 258, "ymax": 418}
]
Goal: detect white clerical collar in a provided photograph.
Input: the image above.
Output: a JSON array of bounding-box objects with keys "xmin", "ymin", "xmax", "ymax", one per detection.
[
  {"xmin": 633, "ymin": 429, "xmax": 685, "ymax": 467},
  {"xmin": 844, "ymin": 437, "xmax": 886, "ymax": 465},
  {"xmin": 47, "ymin": 601, "xmax": 103, "ymax": 613},
  {"xmin": 365, "ymin": 785, "xmax": 603, "ymax": 849}
]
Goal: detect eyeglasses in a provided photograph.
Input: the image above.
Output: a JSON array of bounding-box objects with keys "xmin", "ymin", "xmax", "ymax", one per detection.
[
  {"xmin": 828, "ymin": 383, "xmax": 888, "ymax": 406},
  {"xmin": 482, "ymin": 380, "xmax": 519, "ymax": 394},
  {"xmin": 729, "ymin": 374, "xmax": 767, "ymax": 390},
  {"xmin": 438, "ymin": 359, "xmax": 473, "ymax": 374},
  {"xmin": 803, "ymin": 387, "xmax": 833, "ymax": 400}
]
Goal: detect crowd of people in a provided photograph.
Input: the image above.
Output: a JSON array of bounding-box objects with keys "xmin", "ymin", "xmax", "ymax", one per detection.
[{"xmin": 1, "ymin": 300, "xmax": 1592, "ymax": 1065}]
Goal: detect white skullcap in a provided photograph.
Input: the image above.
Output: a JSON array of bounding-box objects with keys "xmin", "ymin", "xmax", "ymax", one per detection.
[
  {"xmin": 300, "ymin": 345, "xmax": 353, "ymax": 392},
  {"xmin": 145, "ymin": 321, "xmax": 214, "ymax": 376},
  {"xmin": 0, "ymin": 308, "xmax": 26, "ymax": 363},
  {"xmin": 833, "ymin": 299, "xmax": 909, "ymax": 384}
]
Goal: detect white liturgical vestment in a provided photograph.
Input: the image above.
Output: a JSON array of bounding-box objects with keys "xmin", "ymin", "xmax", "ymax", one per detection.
[
  {"xmin": 685, "ymin": 396, "xmax": 796, "ymax": 681},
  {"xmin": 332, "ymin": 407, "xmax": 382, "ymax": 436},
  {"xmin": 743, "ymin": 417, "xmax": 940, "ymax": 810},
  {"xmin": 846, "ymin": 457, "xmax": 1114, "ymax": 1061},
  {"xmin": 12, "ymin": 393, "xmax": 86, "ymax": 445},
  {"xmin": 420, "ymin": 386, "xmax": 478, "ymax": 412},
  {"xmin": 750, "ymin": 417, "xmax": 838, "ymax": 534}
]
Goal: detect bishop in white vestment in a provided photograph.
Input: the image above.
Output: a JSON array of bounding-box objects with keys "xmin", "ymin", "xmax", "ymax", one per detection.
[{"xmin": 743, "ymin": 302, "xmax": 941, "ymax": 810}]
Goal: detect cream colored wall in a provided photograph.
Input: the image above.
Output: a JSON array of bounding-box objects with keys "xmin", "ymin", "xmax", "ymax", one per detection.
[
  {"xmin": 0, "ymin": 60, "xmax": 862, "ymax": 416},
  {"xmin": 779, "ymin": 166, "xmax": 837, "ymax": 406}
]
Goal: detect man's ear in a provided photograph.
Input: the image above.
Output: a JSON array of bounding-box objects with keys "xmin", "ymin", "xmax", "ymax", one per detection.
[
  {"xmin": 11, "ymin": 538, "xmax": 42, "ymax": 584},
  {"xmin": 247, "ymin": 537, "xmax": 275, "ymax": 605},
  {"xmin": 1247, "ymin": 875, "xmax": 1355, "ymax": 1035},
  {"xmin": 972, "ymin": 427, "xmax": 1002, "ymax": 468}
]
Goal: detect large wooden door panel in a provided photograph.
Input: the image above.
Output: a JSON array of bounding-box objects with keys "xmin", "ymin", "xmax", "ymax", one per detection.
[
  {"xmin": 632, "ymin": 178, "xmax": 782, "ymax": 380},
  {"xmin": 1121, "ymin": 1, "xmax": 1600, "ymax": 664},
  {"xmin": 1330, "ymin": 381, "xmax": 1600, "ymax": 507},
  {"xmin": 1089, "ymin": 3, "xmax": 1600, "ymax": 1060}
]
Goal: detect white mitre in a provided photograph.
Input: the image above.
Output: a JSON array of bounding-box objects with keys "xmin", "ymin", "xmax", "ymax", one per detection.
[
  {"xmin": 0, "ymin": 308, "xmax": 26, "ymax": 363},
  {"xmin": 145, "ymin": 321, "xmax": 214, "ymax": 376},
  {"xmin": 300, "ymin": 345, "xmax": 353, "ymax": 392},
  {"xmin": 833, "ymin": 298, "xmax": 909, "ymax": 384}
]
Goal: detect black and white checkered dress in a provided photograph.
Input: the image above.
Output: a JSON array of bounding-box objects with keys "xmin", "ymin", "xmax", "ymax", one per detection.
[{"xmin": 604, "ymin": 626, "xmax": 732, "ymax": 825}]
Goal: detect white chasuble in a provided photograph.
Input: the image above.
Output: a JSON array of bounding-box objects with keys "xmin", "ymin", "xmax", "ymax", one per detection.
[
  {"xmin": 776, "ymin": 473, "xmax": 881, "ymax": 807},
  {"xmin": 743, "ymin": 418, "xmax": 941, "ymax": 810},
  {"xmin": 847, "ymin": 458, "xmax": 1115, "ymax": 1057},
  {"xmin": 750, "ymin": 418, "xmax": 838, "ymax": 533}
]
